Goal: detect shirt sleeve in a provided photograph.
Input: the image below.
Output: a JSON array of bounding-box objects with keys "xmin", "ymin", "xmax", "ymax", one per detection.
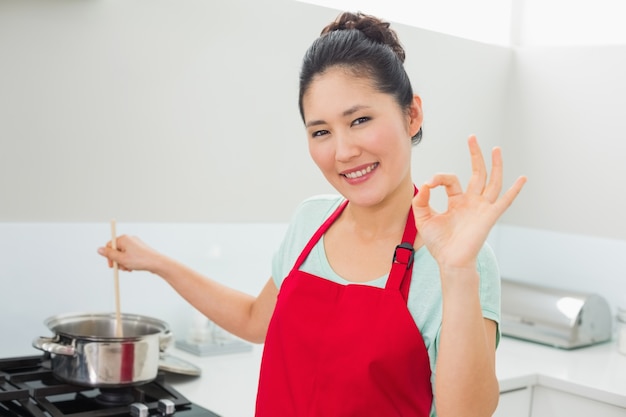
[{"xmin": 476, "ymin": 242, "xmax": 502, "ymax": 345}]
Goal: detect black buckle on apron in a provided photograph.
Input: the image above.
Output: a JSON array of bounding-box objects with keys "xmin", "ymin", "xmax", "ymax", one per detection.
[{"xmin": 393, "ymin": 242, "xmax": 415, "ymax": 269}]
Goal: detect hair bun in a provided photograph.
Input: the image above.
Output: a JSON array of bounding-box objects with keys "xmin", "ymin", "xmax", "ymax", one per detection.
[{"xmin": 321, "ymin": 11, "xmax": 406, "ymax": 63}]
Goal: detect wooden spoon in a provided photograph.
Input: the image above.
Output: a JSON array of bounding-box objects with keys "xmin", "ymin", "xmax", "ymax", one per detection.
[{"xmin": 111, "ymin": 219, "xmax": 123, "ymax": 337}]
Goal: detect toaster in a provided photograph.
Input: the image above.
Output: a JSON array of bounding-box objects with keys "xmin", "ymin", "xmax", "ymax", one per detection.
[{"xmin": 500, "ymin": 278, "xmax": 613, "ymax": 349}]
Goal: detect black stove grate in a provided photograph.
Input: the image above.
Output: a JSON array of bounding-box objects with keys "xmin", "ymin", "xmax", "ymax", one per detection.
[{"xmin": 0, "ymin": 356, "xmax": 219, "ymax": 417}]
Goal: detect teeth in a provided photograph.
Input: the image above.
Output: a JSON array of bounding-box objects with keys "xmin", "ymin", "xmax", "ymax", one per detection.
[{"xmin": 344, "ymin": 163, "xmax": 377, "ymax": 179}]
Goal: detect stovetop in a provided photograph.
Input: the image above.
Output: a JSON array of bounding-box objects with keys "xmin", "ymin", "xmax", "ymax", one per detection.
[{"xmin": 0, "ymin": 355, "xmax": 220, "ymax": 417}]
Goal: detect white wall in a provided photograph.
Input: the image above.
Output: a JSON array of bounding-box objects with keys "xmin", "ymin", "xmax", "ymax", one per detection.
[
  {"xmin": 296, "ymin": 0, "xmax": 514, "ymax": 45},
  {"xmin": 517, "ymin": 0, "xmax": 626, "ymax": 46},
  {"xmin": 0, "ymin": 0, "xmax": 510, "ymax": 222},
  {"xmin": 502, "ymin": 44, "xmax": 626, "ymax": 240},
  {"xmin": 0, "ymin": 0, "xmax": 335, "ymax": 222}
]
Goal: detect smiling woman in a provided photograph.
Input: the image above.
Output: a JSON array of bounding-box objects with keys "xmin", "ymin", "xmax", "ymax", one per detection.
[
  {"xmin": 98, "ymin": 10, "xmax": 525, "ymax": 417},
  {"xmin": 2, "ymin": 2, "xmax": 626, "ymax": 415}
]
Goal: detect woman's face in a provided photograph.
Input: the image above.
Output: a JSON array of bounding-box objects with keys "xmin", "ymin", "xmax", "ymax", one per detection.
[{"xmin": 302, "ymin": 67, "xmax": 422, "ymax": 207}]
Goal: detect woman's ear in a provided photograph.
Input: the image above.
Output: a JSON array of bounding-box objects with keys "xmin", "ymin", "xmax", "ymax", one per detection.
[{"xmin": 408, "ymin": 95, "xmax": 423, "ymax": 137}]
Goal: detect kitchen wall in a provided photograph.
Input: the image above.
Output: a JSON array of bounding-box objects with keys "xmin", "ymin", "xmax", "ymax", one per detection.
[
  {"xmin": 1, "ymin": 0, "xmax": 625, "ymax": 355},
  {"xmin": 0, "ymin": 222, "xmax": 287, "ymax": 357},
  {"xmin": 502, "ymin": 44, "xmax": 626, "ymax": 240},
  {"xmin": 0, "ymin": 0, "xmax": 510, "ymax": 222},
  {"xmin": 494, "ymin": 43, "xmax": 626, "ymax": 318}
]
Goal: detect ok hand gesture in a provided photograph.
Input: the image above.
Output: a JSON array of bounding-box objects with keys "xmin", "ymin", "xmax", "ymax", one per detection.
[{"xmin": 412, "ymin": 135, "xmax": 526, "ymax": 270}]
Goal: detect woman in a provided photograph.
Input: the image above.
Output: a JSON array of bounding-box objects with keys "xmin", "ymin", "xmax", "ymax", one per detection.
[{"xmin": 98, "ymin": 11, "xmax": 526, "ymax": 417}]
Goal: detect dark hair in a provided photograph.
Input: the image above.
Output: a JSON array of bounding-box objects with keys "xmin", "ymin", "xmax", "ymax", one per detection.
[{"xmin": 298, "ymin": 11, "xmax": 422, "ymax": 145}]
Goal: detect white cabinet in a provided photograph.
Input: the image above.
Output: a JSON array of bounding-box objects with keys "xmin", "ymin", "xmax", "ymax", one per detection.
[
  {"xmin": 531, "ymin": 386, "xmax": 626, "ymax": 417},
  {"xmin": 492, "ymin": 384, "xmax": 626, "ymax": 417},
  {"xmin": 493, "ymin": 387, "xmax": 532, "ymax": 417}
]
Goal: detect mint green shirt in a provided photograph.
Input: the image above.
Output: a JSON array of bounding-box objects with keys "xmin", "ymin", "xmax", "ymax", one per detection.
[{"xmin": 271, "ymin": 195, "xmax": 501, "ymax": 413}]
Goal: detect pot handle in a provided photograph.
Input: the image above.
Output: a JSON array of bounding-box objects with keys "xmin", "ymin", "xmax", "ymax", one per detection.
[
  {"xmin": 159, "ymin": 330, "xmax": 174, "ymax": 352},
  {"xmin": 32, "ymin": 336, "xmax": 76, "ymax": 356}
]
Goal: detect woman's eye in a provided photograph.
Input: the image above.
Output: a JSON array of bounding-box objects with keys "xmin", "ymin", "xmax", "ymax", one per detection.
[
  {"xmin": 352, "ymin": 116, "xmax": 370, "ymax": 126},
  {"xmin": 312, "ymin": 130, "xmax": 329, "ymax": 138}
]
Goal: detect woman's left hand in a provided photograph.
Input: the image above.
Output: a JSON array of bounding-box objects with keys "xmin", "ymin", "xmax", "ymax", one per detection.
[{"xmin": 412, "ymin": 135, "xmax": 526, "ymax": 269}]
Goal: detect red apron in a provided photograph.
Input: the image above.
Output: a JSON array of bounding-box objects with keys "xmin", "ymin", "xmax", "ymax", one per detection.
[{"xmin": 256, "ymin": 199, "xmax": 433, "ymax": 416}]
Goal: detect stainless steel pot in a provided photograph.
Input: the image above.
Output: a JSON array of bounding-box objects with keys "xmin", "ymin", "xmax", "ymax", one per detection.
[{"xmin": 32, "ymin": 312, "xmax": 173, "ymax": 387}]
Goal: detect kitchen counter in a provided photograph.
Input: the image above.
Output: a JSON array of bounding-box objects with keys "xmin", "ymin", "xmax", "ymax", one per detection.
[
  {"xmin": 165, "ymin": 343, "xmax": 262, "ymax": 417},
  {"xmin": 495, "ymin": 337, "xmax": 626, "ymax": 408},
  {"xmin": 166, "ymin": 337, "xmax": 626, "ymax": 416}
]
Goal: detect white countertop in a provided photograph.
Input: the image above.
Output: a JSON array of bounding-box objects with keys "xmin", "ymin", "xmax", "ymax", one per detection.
[
  {"xmin": 166, "ymin": 336, "xmax": 626, "ymax": 416},
  {"xmin": 494, "ymin": 337, "xmax": 626, "ymax": 408},
  {"xmin": 166, "ymin": 343, "xmax": 262, "ymax": 417}
]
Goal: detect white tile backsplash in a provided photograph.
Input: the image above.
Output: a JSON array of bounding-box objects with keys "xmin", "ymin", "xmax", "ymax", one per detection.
[
  {"xmin": 490, "ymin": 224, "xmax": 626, "ymax": 317},
  {"xmin": 1, "ymin": 222, "xmax": 624, "ymax": 358},
  {"xmin": 0, "ymin": 223, "xmax": 287, "ymax": 357}
]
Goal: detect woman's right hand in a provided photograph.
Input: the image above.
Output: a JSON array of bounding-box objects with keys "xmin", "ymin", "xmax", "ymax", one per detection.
[{"xmin": 97, "ymin": 235, "xmax": 162, "ymax": 273}]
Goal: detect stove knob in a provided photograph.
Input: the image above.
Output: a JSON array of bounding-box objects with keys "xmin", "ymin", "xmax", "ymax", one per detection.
[
  {"xmin": 130, "ymin": 403, "xmax": 149, "ymax": 417},
  {"xmin": 158, "ymin": 399, "xmax": 176, "ymax": 416}
]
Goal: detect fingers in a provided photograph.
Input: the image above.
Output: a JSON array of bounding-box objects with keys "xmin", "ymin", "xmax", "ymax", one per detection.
[
  {"xmin": 411, "ymin": 181, "xmax": 433, "ymax": 222},
  {"xmin": 466, "ymin": 135, "xmax": 510, "ymax": 204},
  {"xmin": 483, "ymin": 146, "xmax": 503, "ymax": 202},
  {"xmin": 98, "ymin": 247, "xmax": 134, "ymax": 272},
  {"xmin": 98, "ymin": 246, "xmax": 119, "ymax": 267},
  {"xmin": 412, "ymin": 182, "xmax": 439, "ymax": 229},
  {"xmin": 425, "ymin": 173, "xmax": 464, "ymax": 197},
  {"xmin": 413, "ymin": 174, "xmax": 463, "ymax": 224},
  {"xmin": 418, "ymin": 135, "xmax": 525, "ymax": 215},
  {"xmin": 97, "ymin": 235, "xmax": 131, "ymax": 271},
  {"xmin": 494, "ymin": 175, "xmax": 527, "ymax": 213},
  {"xmin": 466, "ymin": 135, "xmax": 488, "ymax": 196}
]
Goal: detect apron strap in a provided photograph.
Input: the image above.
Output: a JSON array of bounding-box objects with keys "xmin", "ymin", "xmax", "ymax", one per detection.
[
  {"xmin": 291, "ymin": 200, "xmax": 348, "ymax": 271},
  {"xmin": 386, "ymin": 187, "xmax": 419, "ymax": 301},
  {"xmin": 386, "ymin": 206, "xmax": 417, "ymax": 300}
]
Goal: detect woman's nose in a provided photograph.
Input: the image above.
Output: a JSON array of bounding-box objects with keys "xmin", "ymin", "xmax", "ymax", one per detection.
[{"xmin": 334, "ymin": 132, "xmax": 360, "ymax": 161}]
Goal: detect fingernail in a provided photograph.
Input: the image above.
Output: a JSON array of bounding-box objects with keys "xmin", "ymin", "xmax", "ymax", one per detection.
[{"xmin": 97, "ymin": 248, "xmax": 104, "ymax": 255}]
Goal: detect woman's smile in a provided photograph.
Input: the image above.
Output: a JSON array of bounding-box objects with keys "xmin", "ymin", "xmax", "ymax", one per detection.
[{"xmin": 341, "ymin": 162, "xmax": 379, "ymax": 181}]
